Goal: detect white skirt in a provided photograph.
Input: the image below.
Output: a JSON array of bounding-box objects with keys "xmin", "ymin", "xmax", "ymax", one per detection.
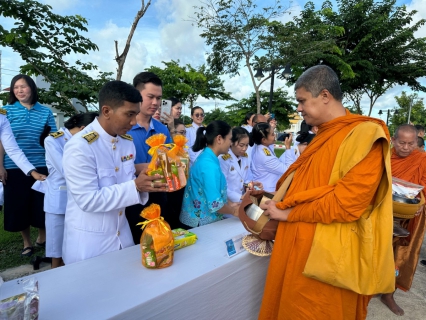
[{"xmin": 45, "ymin": 212, "xmax": 65, "ymax": 258}]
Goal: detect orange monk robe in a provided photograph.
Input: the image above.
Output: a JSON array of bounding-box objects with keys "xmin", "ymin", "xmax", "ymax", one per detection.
[
  {"xmin": 259, "ymin": 111, "xmax": 388, "ymax": 320},
  {"xmin": 391, "ymin": 148, "xmax": 426, "ymax": 291}
]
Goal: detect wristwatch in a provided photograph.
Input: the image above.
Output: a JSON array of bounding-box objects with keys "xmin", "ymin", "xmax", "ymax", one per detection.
[{"xmin": 27, "ymin": 169, "xmax": 37, "ymax": 176}]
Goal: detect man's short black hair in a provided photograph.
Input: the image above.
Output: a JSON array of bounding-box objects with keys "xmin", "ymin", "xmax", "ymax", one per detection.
[
  {"xmin": 417, "ymin": 136, "xmax": 425, "ymax": 148},
  {"xmin": 415, "ymin": 124, "xmax": 425, "ymax": 132},
  {"xmin": 132, "ymin": 72, "xmax": 162, "ymax": 90},
  {"xmin": 99, "ymin": 81, "xmax": 142, "ymax": 110}
]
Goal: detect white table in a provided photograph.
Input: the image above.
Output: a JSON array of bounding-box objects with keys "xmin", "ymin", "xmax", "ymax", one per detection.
[{"xmin": 0, "ymin": 218, "xmax": 270, "ymax": 320}]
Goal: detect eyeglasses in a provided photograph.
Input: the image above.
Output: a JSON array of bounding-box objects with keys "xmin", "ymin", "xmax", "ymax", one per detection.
[
  {"xmin": 174, "ymin": 130, "xmax": 186, "ymax": 135},
  {"xmin": 194, "ymin": 113, "xmax": 204, "ymax": 118}
]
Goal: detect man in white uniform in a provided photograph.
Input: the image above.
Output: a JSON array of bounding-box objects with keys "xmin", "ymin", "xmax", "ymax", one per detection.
[{"xmin": 62, "ymin": 81, "xmax": 167, "ymax": 264}]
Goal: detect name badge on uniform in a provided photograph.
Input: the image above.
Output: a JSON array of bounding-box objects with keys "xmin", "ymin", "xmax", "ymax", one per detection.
[{"xmin": 121, "ymin": 154, "xmax": 134, "ymax": 162}]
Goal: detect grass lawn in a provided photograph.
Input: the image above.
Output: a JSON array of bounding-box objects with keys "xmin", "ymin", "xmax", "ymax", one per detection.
[
  {"xmin": 274, "ymin": 147, "xmax": 285, "ymax": 158},
  {"xmin": 0, "ymin": 210, "xmax": 45, "ymax": 272}
]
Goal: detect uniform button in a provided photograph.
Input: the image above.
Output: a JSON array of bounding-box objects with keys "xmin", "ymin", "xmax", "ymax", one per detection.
[
  {"xmin": 111, "ymin": 139, "xmax": 115, "ymax": 143},
  {"xmin": 119, "ymin": 211, "xmax": 122, "ymax": 216},
  {"xmin": 240, "ymin": 180, "xmax": 243, "ymax": 182},
  {"xmin": 117, "ymin": 231, "xmax": 120, "ymax": 236},
  {"xmin": 115, "ymin": 167, "xmax": 119, "ymax": 172}
]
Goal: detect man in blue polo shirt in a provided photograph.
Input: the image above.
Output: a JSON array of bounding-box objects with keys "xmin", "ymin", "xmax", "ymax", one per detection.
[{"xmin": 126, "ymin": 72, "xmax": 172, "ymax": 244}]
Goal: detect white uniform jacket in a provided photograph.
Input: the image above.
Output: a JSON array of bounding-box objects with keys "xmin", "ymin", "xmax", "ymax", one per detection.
[
  {"xmin": 62, "ymin": 118, "xmax": 148, "ymax": 264},
  {"xmin": 251, "ymin": 144, "xmax": 288, "ymax": 192},
  {"xmin": 43, "ymin": 128, "xmax": 71, "ymax": 214},
  {"xmin": 186, "ymin": 122, "xmax": 202, "ymax": 166},
  {"xmin": 0, "ymin": 113, "xmax": 35, "ymax": 175},
  {"xmin": 279, "ymin": 148, "xmax": 300, "ymax": 169},
  {"xmin": 219, "ymin": 149, "xmax": 251, "ymax": 203}
]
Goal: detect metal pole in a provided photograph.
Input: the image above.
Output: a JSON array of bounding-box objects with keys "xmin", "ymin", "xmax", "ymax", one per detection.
[
  {"xmin": 268, "ymin": 65, "xmax": 275, "ymax": 114},
  {"xmin": 407, "ymin": 97, "xmax": 413, "ymax": 124},
  {"xmin": 386, "ymin": 109, "xmax": 390, "ymax": 126}
]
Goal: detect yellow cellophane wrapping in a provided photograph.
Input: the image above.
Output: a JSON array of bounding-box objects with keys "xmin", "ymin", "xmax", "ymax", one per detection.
[
  {"xmin": 138, "ymin": 204, "xmax": 174, "ymax": 269},
  {"xmin": 146, "ymin": 134, "xmax": 189, "ymax": 191}
]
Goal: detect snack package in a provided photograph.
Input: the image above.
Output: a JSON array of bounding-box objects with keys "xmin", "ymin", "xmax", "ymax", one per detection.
[
  {"xmin": 146, "ymin": 134, "xmax": 189, "ymax": 192},
  {"xmin": 137, "ymin": 204, "xmax": 174, "ymax": 269},
  {"xmin": 392, "ymin": 177, "xmax": 424, "ymax": 199},
  {"xmin": 0, "ymin": 278, "xmax": 39, "ymax": 320},
  {"xmin": 172, "ymin": 228, "xmax": 197, "ymax": 250}
]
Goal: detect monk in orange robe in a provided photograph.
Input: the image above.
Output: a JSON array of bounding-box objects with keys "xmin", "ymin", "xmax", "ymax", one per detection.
[
  {"xmin": 381, "ymin": 124, "xmax": 426, "ymax": 316},
  {"xmin": 258, "ymin": 65, "xmax": 393, "ymax": 320}
]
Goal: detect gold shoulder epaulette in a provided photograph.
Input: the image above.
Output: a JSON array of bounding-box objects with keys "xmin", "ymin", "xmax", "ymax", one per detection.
[
  {"xmin": 82, "ymin": 131, "xmax": 99, "ymax": 144},
  {"xmin": 221, "ymin": 153, "xmax": 231, "ymax": 161},
  {"xmin": 243, "ymin": 152, "xmax": 248, "ymax": 158},
  {"xmin": 185, "ymin": 124, "xmax": 192, "ymax": 128},
  {"xmin": 0, "ymin": 109, "xmax": 7, "ymax": 115},
  {"xmin": 49, "ymin": 131, "xmax": 64, "ymax": 139},
  {"xmin": 263, "ymin": 148, "xmax": 271, "ymax": 156},
  {"xmin": 120, "ymin": 134, "xmax": 133, "ymax": 141}
]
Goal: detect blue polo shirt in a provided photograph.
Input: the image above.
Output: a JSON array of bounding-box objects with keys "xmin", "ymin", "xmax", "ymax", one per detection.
[
  {"xmin": 2, "ymin": 101, "xmax": 57, "ymax": 169},
  {"xmin": 127, "ymin": 118, "xmax": 172, "ymax": 164}
]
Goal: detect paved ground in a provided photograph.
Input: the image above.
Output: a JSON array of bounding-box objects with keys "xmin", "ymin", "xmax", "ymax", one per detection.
[
  {"xmin": 366, "ymin": 237, "xmax": 426, "ymax": 320},
  {"xmin": 1, "ymin": 242, "xmax": 425, "ymax": 319}
]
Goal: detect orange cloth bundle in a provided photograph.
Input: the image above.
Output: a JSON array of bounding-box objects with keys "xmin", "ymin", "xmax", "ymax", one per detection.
[
  {"xmin": 137, "ymin": 204, "xmax": 174, "ymax": 269},
  {"xmin": 146, "ymin": 133, "xmax": 189, "ymax": 192}
]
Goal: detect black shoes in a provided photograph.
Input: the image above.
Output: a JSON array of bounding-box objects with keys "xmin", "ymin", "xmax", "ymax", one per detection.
[{"xmin": 420, "ymin": 260, "xmax": 426, "ymax": 267}]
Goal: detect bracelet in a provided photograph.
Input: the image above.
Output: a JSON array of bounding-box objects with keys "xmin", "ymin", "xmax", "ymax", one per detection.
[{"xmin": 134, "ymin": 179, "xmax": 142, "ymax": 192}]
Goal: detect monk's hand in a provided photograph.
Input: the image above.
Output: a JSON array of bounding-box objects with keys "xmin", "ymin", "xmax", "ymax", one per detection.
[
  {"xmin": 262, "ymin": 199, "xmax": 292, "ymax": 221},
  {"xmin": 415, "ymin": 205, "xmax": 424, "ymax": 217}
]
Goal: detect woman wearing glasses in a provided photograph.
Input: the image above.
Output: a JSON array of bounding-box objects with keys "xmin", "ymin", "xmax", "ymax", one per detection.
[
  {"xmin": 186, "ymin": 106, "xmax": 205, "ymax": 166},
  {"xmin": 251, "ymin": 122, "xmax": 288, "ymax": 192}
]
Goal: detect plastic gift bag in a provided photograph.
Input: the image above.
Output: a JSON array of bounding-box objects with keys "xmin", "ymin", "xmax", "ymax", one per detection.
[
  {"xmin": 0, "ymin": 278, "xmax": 39, "ymax": 320},
  {"xmin": 137, "ymin": 204, "xmax": 174, "ymax": 269},
  {"xmin": 146, "ymin": 133, "xmax": 189, "ymax": 192}
]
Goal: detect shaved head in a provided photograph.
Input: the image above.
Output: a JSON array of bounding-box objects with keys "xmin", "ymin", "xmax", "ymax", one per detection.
[
  {"xmin": 392, "ymin": 124, "xmax": 418, "ymax": 158},
  {"xmin": 394, "ymin": 124, "xmax": 417, "ymax": 139}
]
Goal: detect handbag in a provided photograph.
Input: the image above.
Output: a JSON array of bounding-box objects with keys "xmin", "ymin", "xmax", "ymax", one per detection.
[
  {"xmin": 302, "ymin": 122, "xmax": 395, "ymax": 295},
  {"xmin": 238, "ymin": 172, "xmax": 294, "ymax": 240}
]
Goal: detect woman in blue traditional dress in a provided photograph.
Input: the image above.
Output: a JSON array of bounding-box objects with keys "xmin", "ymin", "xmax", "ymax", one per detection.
[{"xmin": 179, "ymin": 120, "xmax": 239, "ymax": 228}]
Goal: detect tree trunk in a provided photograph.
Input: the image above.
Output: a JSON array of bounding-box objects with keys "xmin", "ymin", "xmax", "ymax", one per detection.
[{"xmin": 115, "ymin": 0, "xmax": 151, "ymax": 80}]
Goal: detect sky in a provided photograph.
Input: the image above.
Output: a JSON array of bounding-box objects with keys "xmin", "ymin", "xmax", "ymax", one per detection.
[{"xmin": 0, "ymin": 0, "xmax": 425, "ymax": 121}]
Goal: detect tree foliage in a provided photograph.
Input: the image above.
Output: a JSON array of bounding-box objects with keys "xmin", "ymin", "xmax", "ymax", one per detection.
[
  {"xmin": 297, "ymin": 0, "xmax": 426, "ymax": 116},
  {"xmin": 223, "ymin": 88, "xmax": 296, "ymax": 130},
  {"xmin": 387, "ymin": 91, "xmax": 425, "ymax": 136},
  {"xmin": 192, "ymin": 0, "xmax": 289, "ymax": 113},
  {"xmin": 193, "ymin": 0, "xmax": 343, "ymax": 113},
  {"xmin": 145, "ymin": 60, "xmax": 234, "ymax": 108},
  {"xmin": 0, "ymin": 0, "xmax": 113, "ymax": 115}
]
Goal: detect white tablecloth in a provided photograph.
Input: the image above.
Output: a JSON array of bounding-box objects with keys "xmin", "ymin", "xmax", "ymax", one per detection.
[{"xmin": 0, "ymin": 218, "xmax": 270, "ymax": 320}]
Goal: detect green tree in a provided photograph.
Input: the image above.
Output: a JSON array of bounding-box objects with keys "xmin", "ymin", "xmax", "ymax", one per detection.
[
  {"xmin": 145, "ymin": 60, "xmax": 234, "ymax": 108},
  {"xmin": 193, "ymin": 0, "xmax": 343, "ymax": 113},
  {"xmin": 298, "ymin": 0, "xmax": 426, "ymax": 116},
  {"xmin": 224, "ymin": 88, "xmax": 296, "ymax": 130},
  {"xmin": 0, "ymin": 0, "xmax": 113, "ymax": 115},
  {"xmin": 203, "ymin": 108, "xmax": 232, "ymax": 126},
  {"xmin": 193, "ymin": 0, "xmax": 289, "ymax": 113},
  {"xmin": 388, "ymin": 92, "xmax": 425, "ymax": 136}
]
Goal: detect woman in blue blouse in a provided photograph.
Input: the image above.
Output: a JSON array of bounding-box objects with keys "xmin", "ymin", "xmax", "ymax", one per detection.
[
  {"xmin": 0, "ymin": 74, "xmax": 57, "ymax": 257},
  {"xmin": 179, "ymin": 120, "xmax": 239, "ymax": 228}
]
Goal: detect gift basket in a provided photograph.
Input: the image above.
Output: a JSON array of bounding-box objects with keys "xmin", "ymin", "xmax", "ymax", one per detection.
[
  {"xmin": 137, "ymin": 204, "xmax": 174, "ymax": 269},
  {"xmin": 146, "ymin": 134, "xmax": 189, "ymax": 192},
  {"xmin": 392, "ymin": 177, "xmax": 424, "ymax": 219}
]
